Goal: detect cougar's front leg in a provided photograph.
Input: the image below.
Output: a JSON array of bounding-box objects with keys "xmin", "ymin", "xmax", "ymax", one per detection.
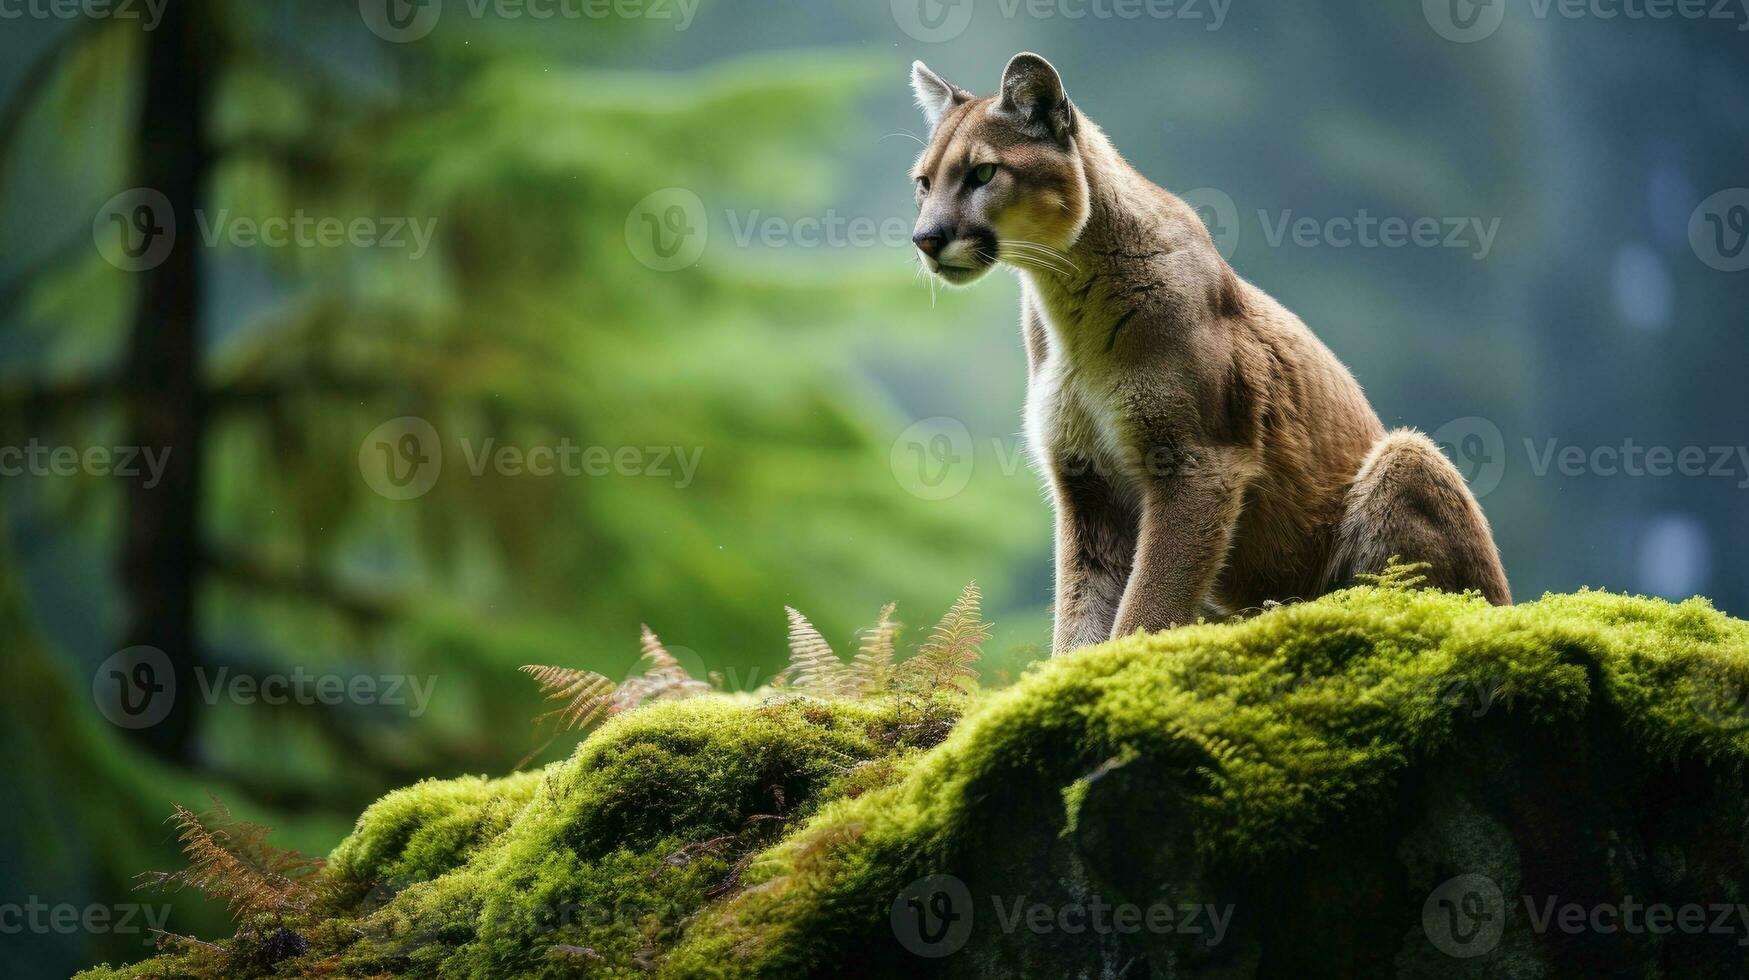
[
  {"xmin": 1050, "ymin": 460, "xmax": 1136, "ymax": 655},
  {"xmin": 1111, "ymin": 447, "xmax": 1250, "ymax": 637}
]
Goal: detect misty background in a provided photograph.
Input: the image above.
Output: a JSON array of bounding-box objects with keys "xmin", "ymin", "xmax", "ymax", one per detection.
[{"xmin": 2, "ymin": 0, "xmax": 1745, "ymax": 973}]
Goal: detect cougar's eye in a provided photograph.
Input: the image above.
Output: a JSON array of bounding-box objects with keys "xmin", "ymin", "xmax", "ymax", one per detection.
[
  {"xmin": 915, "ymin": 175, "xmax": 930, "ymax": 193},
  {"xmin": 968, "ymin": 163, "xmax": 997, "ymax": 188}
]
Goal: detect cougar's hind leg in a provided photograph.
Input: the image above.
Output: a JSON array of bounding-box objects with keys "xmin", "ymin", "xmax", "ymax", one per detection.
[{"xmin": 1325, "ymin": 430, "xmax": 1511, "ymax": 605}]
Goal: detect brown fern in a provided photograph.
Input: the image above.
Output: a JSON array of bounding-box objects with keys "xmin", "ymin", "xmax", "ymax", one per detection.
[
  {"xmin": 900, "ymin": 582, "xmax": 988, "ymax": 695},
  {"xmin": 519, "ymin": 664, "xmax": 618, "ymax": 732},
  {"xmin": 137, "ymin": 799, "xmax": 323, "ymax": 925},
  {"xmin": 616, "ymin": 624, "xmax": 711, "ymax": 708},
  {"xmin": 849, "ymin": 602, "xmax": 899, "ymax": 696},
  {"xmin": 785, "ymin": 606, "xmax": 853, "ymax": 696}
]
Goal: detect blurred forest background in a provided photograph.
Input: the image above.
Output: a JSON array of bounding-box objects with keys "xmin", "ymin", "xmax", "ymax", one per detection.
[{"xmin": 1, "ymin": 0, "xmax": 1745, "ymax": 974}]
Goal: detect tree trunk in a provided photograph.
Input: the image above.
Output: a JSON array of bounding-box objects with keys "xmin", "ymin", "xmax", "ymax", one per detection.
[{"xmin": 117, "ymin": 0, "xmax": 212, "ymax": 763}]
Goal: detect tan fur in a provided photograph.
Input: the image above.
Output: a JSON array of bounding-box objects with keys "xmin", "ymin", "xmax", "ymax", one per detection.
[{"xmin": 908, "ymin": 54, "xmax": 1511, "ymax": 654}]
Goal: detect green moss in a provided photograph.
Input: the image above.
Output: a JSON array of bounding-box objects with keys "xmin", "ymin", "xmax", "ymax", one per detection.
[
  {"xmin": 80, "ymin": 586, "xmax": 1749, "ymax": 979},
  {"xmin": 328, "ymin": 770, "xmax": 543, "ymax": 891}
]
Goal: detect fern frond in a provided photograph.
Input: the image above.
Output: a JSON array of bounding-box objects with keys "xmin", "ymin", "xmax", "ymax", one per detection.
[
  {"xmin": 901, "ymin": 582, "xmax": 989, "ymax": 695},
  {"xmin": 138, "ymin": 800, "xmax": 322, "ymax": 925},
  {"xmin": 785, "ymin": 606, "xmax": 851, "ymax": 696},
  {"xmin": 639, "ymin": 625, "xmax": 710, "ymax": 694},
  {"xmin": 616, "ymin": 625, "xmax": 711, "ymax": 709},
  {"xmin": 1356, "ymin": 557, "xmax": 1432, "ymax": 592},
  {"xmin": 520, "ymin": 664, "xmax": 619, "ymax": 731},
  {"xmin": 850, "ymin": 602, "xmax": 899, "ymax": 696}
]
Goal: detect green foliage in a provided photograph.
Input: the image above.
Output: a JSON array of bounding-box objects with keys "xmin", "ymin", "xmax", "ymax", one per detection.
[{"xmin": 80, "ymin": 585, "xmax": 1749, "ymax": 978}]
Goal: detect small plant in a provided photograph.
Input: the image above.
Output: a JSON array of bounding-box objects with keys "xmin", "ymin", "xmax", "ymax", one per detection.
[
  {"xmin": 780, "ymin": 583, "xmax": 986, "ymax": 699},
  {"xmin": 135, "ymin": 798, "xmax": 324, "ymax": 963},
  {"xmin": 896, "ymin": 582, "xmax": 989, "ymax": 696},
  {"xmin": 521, "ymin": 583, "xmax": 990, "ymax": 731},
  {"xmin": 851, "ymin": 602, "xmax": 899, "ymax": 695},
  {"xmin": 522, "ymin": 624, "xmax": 715, "ymax": 733},
  {"xmin": 1355, "ymin": 557, "xmax": 1434, "ymax": 592}
]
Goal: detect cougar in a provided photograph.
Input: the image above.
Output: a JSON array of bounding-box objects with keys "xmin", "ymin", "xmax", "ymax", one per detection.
[{"xmin": 907, "ymin": 53, "xmax": 1511, "ymax": 655}]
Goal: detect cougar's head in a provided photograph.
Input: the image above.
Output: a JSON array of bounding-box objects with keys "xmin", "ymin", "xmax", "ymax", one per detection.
[{"xmin": 908, "ymin": 53, "xmax": 1091, "ymax": 286}]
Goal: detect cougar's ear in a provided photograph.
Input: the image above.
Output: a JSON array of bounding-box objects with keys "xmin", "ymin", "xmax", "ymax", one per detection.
[
  {"xmin": 911, "ymin": 61, "xmax": 969, "ymax": 131},
  {"xmin": 997, "ymin": 52, "xmax": 1074, "ymax": 142}
]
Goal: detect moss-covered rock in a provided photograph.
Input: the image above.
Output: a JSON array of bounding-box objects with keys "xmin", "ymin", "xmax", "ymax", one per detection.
[{"xmin": 79, "ymin": 586, "xmax": 1749, "ymax": 979}]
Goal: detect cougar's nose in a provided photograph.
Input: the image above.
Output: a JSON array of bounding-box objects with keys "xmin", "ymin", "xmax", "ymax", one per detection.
[{"xmin": 912, "ymin": 228, "xmax": 947, "ymax": 257}]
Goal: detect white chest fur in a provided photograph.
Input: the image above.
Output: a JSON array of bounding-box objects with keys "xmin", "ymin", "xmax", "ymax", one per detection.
[{"xmin": 1021, "ymin": 294, "xmax": 1143, "ymax": 505}]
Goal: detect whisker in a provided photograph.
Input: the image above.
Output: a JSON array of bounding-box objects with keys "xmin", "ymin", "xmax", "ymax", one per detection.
[
  {"xmin": 997, "ymin": 245, "xmax": 1074, "ymax": 278},
  {"xmin": 1000, "ymin": 241, "xmax": 1077, "ymax": 267},
  {"xmin": 880, "ymin": 131, "xmax": 928, "ymax": 147},
  {"xmin": 1000, "ymin": 239, "xmax": 1082, "ymax": 275},
  {"xmin": 998, "ymin": 249, "xmax": 1073, "ymax": 279}
]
